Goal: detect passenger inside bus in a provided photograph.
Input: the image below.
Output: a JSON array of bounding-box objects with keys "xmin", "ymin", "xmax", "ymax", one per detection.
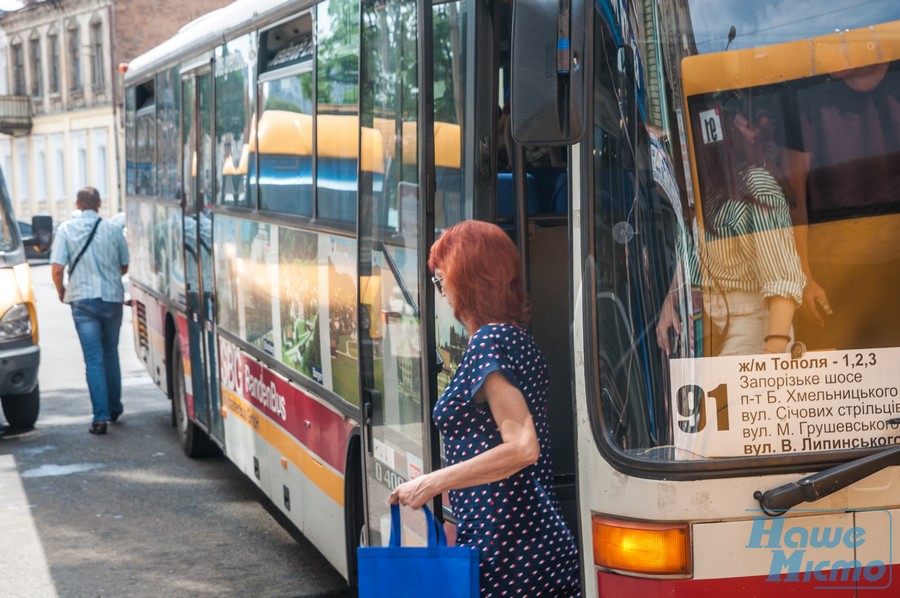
[
  {"xmin": 692, "ymin": 93, "xmax": 805, "ymax": 356},
  {"xmin": 692, "ymin": 92, "xmax": 806, "ymax": 355},
  {"xmin": 496, "ymin": 100, "xmax": 568, "ymax": 217},
  {"xmin": 783, "ymin": 59, "xmax": 900, "ymax": 351}
]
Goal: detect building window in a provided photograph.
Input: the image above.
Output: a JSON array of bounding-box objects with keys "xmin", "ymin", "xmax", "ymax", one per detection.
[
  {"xmin": 48, "ymin": 34, "xmax": 59, "ymax": 94},
  {"xmin": 68, "ymin": 24, "xmax": 81, "ymax": 91},
  {"xmin": 69, "ymin": 131, "xmax": 87, "ymax": 194},
  {"xmin": 29, "ymin": 37, "xmax": 42, "ymax": 97},
  {"xmin": 34, "ymin": 137, "xmax": 47, "ymax": 202},
  {"xmin": 51, "ymin": 133, "xmax": 65, "ymax": 201},
  {"xmin": 92, "ymin": 127, "xmax": 107, "ymax": 198},
  {"xmin": 90, "ymin": 21, "xmax": 104, "ymax": 89},
  {"xmin": 12, "ymin": 43, "xmax": 25, "ymax": 96},
  {"xmin": 16, "ymin": 138, "xmax": 30, "ymax": 206}
]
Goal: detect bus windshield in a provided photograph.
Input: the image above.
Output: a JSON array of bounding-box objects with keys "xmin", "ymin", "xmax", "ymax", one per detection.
[
  {"xmin": 591, "ymin": 0, "xmax": 900, "ymax": 470},
  {"xmin": 689, "ymin": 0, "xmax": 900, "ymax": 54}
]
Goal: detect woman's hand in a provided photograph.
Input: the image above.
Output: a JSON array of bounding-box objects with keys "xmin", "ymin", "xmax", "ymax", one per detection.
[
  {"xmin": 389, "ymin": 474, "xmax": 437, "ymax": 510},
  {"xmin": 655, "ymin": 292, "xmax": 681, "ymax": 356},
  {"xmin": 801, "ymin": 277, "xmax": 833, "ymax": 327}
]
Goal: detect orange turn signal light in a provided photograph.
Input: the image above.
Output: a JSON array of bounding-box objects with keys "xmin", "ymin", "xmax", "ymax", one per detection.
[{"xmin": 592, "ymin": 516, "xmax": 691, "ymax": 576}]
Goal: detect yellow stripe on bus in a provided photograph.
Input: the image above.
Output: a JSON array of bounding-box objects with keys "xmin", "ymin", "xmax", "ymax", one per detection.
[
  {"xmin": 682, "ymin": 20, "xmax": 900, "ymax": 96},
  {"xmin": 221, "ymin": 388, "xmax": 345, "ymax": 506}
]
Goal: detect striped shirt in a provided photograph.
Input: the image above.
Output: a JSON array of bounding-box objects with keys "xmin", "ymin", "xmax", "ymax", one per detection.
[
  {"xmin": 691, "ymin": 167, "xmax": 806, "ymax": 304},
  {"xmin": 50, "ymin": 210, "xmax": 129, "ymax": 303}
]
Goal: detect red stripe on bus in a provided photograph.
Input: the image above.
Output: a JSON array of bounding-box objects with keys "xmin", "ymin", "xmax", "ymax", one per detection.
[
  {"xmin": 218, "ymin": 337, "xmax": 351, "ymax": 474},
  {"xmin": 597, "ymin": 566, "xmax": 900, "ymax": 596}
]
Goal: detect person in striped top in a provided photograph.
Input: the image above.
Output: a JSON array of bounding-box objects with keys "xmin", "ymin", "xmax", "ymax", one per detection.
[
  {"xmin": 693, "ymin": 99, "xmax": 806, "ymax": 356},
  {"xmin": 51, "ymin": 187, "xmax": 129, "ymax": 435}
]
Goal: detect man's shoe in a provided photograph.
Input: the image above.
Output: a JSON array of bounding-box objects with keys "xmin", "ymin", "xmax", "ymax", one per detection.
[
  {"xmin": 89, "ymin": 421, "xmax": 108, "ymax": 435},
  {"xmin": 110, "ymin": 412, "xmax": 122, "ymax": 423}
]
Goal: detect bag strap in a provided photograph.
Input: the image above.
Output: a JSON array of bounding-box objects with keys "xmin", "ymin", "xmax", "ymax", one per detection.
[
  {"xmin": 68, "ymin": 218, "xmax": 102, "ymax": 277},
  {"xmin": 389, "ymin": 503, "xmax": 447, "ymax": 548}
]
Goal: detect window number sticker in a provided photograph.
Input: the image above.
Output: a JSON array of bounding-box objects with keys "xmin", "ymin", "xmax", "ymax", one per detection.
[{"xmin": 699, "ymin": 109, "xmax": 722, "ymax": 144}]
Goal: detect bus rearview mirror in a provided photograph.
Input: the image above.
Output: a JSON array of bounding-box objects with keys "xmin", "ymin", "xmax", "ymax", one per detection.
[{"xmin": 510, "ymin": 0, "xmax": 586, "ymax": 146}]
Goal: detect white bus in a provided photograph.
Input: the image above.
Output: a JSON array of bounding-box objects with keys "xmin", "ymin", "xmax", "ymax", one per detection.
[{"xmin": 124, "ymin": 0, "xmax": 900, "ymax": 594}]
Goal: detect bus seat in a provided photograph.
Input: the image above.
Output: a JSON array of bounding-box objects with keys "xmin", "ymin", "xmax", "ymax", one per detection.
[
  {"xmin": 436, "ymin": 167, "xmax": 464, "ymax": 226},
  {"xmin": 549, "ymin": 171, "xmax": 568, "ymax": 214},
  {"xmin": 497, "ymin": 171, "xmax": 539, "ymax": 220},
  {"xmin": 529, "ymin": 166, "xmax": 566, "ymax": 212}
]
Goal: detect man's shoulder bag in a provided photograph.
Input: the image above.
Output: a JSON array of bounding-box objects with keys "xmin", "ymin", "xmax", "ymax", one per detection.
[{"xmin": 68, "ymin": 218, "xmax": 102, "ymax": 276}]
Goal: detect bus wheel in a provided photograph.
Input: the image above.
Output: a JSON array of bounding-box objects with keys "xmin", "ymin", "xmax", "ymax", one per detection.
[
  {"xmin": 170, "ymin": 341, "xmax": 218, "ymax": 458},
  {"xmin": 1, "ymin": 384, "xmax": 39, "ymax": 430},
  {"xmin": 344, "ymin": 436, "xmax": 364, "ymax": 593}
]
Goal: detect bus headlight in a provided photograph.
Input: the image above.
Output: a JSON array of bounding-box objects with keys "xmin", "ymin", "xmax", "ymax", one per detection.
[
  {"xmin": 592, "ymin": 516, "xmax": 691, "ymax": 576},
  {"xmin": 0, "ymin": 303, "xmax": 33, "ymax": 341}
]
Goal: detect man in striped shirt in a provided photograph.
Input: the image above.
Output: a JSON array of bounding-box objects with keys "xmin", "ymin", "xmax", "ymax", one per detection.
[{"xmin": 50, "ymin": 187, "xmax": 129, "ymax": 435}]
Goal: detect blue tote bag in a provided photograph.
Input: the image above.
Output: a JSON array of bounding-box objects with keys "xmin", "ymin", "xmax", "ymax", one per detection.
[{"xmin": 358, "ymin": 504, "xmax": 479, "ymax": 598}]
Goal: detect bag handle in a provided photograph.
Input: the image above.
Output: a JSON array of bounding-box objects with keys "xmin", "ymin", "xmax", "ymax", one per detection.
[{"xmin": 388, "ymin": 503, "xmax": 447, "ymax": 548}]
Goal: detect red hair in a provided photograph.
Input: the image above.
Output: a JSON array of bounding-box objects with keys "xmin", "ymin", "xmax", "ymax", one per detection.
[{"xmin": 429, "ymin": 221, "xmax": 530, "ymax": 329}]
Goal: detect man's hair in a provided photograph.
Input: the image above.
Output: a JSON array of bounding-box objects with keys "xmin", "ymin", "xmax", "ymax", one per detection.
[{"xmin": 76, "ymin": 186, "xmax": 101, "ymax": 210}]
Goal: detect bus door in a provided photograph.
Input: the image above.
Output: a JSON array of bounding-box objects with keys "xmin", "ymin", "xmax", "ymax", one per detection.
[
  {"xmin": 182, "ymin": 67, "xmax": 223, "ymax": 443},
  {"xmin": 358, "ymin": 0, "xmax": 443, "ymax": 548},
  {"xmin": 358, "ymin": 0, "xmax": 485, "ymax": 553}
]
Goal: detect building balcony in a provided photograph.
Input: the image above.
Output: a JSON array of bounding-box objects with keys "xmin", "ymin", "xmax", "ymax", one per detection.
[{"xmin": 0, "ymin": 96, "xmax": 32, "ymax": 136}]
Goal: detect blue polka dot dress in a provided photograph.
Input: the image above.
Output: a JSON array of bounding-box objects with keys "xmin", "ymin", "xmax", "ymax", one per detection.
[{"xmin": 433, "ymin": 323, "xmax": 582, "ymax": 597}]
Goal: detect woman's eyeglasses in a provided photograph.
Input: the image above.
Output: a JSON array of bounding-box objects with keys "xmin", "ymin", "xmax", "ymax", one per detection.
[{"xmin": 431, "ymin": 274, "xmax": 444, "ymax": 295}]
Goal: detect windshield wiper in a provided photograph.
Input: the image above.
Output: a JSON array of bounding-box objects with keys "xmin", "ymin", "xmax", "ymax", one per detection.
[{"xmin": 753, "ymin": 444, "xmax": 900, "ymax": 516}]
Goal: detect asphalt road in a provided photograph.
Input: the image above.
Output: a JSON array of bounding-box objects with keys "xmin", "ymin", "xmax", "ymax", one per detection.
[{"xmin": 0, "ymin": 261, "xmax": 349, "ymax": 598}]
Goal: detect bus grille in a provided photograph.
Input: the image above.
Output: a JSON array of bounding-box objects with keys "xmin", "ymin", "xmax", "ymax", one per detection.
[{"xmin": 135, "ymin": 301, "xmax": 149, "ymax": 360}]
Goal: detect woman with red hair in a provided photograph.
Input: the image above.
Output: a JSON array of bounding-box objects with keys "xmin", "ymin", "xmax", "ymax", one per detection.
[{"xmin": 390, "ymin": 221, "xmax": 581, "ymax": 596}]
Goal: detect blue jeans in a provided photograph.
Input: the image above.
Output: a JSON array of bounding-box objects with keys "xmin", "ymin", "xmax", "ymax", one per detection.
[{"xmin": 72, "ymin": 299, "xmax": 124, "ymax": 423}]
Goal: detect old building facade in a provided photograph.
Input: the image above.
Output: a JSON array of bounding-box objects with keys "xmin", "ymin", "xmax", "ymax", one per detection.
[{"xmin": 0, "ymin": 0, "xmax": 230, "ymax": 221}]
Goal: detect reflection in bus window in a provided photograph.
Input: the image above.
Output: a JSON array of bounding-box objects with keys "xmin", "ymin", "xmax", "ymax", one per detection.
[
  {"xmin": 156, "ymin": 67, "xmax": 180, "ymax": 199},
  {"xmin": 317, "ymin": 0, "xmax": 360, "ymax": 225},
  {"xmin": 258, "ymin": 75, "xmax": 314, "ymax": 216},
  {"xmin": 135, "ymin": 80, "xmax": 156, "ymax": 197},
  {"xmin": 689, "ymin": 92, "xmax": 804, "ymax": 357},
  {"xmin": 592, "ymin": 14, "xmax": 676, "ymax": 452},
  {"xmin": 125, "ymin": 87, "xmax": 135, "ymax": 196},
  {"xmin": 785, "ymin": 60, "xmax": 900, "ymax": 351},
  {"xmin": 216, "ymin": 35, "xmax": 256, "ymax": 209}
]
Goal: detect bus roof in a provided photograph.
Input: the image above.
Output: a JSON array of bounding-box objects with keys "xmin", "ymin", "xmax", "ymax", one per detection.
[{"xmin": 124, "ymin": 0, "xmax": 306, "ymax": 85}]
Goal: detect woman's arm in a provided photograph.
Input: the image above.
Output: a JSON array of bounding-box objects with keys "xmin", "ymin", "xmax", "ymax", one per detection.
[
  {"xmin": 784, "ymin": 148, "xmax": 831, "ymax": 326},
  {"xmin": 764, "ymin": 296, "xmax": 796, "ymax": 353},
  {"xmin": 389, "ymin": 371, "xmax": 540, "ymax": 509},
  {"xmin": 744, "ymin": 171, "xmax": 804, "ymax": 352}
]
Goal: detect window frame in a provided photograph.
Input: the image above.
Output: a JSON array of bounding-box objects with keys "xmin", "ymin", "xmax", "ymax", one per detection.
[
  {"xmin": 48, "ymin": 32, "xmax": 60, "ymax": 94},
  {"xmin": 90, "ymin": 19, "xmax": 104, "ymax": 90},
  {"xmin": 68, "ymin": 20, "xmax": 82, "ymax": 92},
  {"xmin": 12, "ymin": 41, "xmax": 25, "ymax": 96},
  {"xmin": 29, "ymin": 34, "xmax": 42, "ymax": 97}
]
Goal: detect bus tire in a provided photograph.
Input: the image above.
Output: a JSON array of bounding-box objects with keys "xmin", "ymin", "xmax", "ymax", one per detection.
[
  {"xmin": 1, "ymin": 383, "xmax": 39, "ymax": 430},
  {"xmin": 344, "ymin": 435, "xmax": 364, "ymax": 594},
  {"xmin": 170, "ymin": 340, "xmax": 218, "ymax": 458}
]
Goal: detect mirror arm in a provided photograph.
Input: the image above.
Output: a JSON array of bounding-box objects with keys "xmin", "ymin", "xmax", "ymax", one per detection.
[{"xmin": 557, "ymin": 0, "xmax": 571, "ymax": 136}]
